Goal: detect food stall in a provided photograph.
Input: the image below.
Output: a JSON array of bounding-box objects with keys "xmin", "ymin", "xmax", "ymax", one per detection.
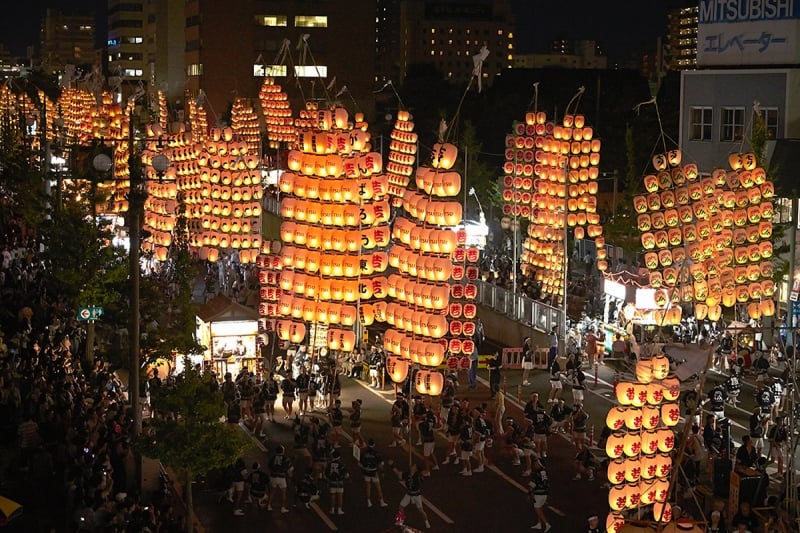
[{"xmin": 196, "ymin": 295, "xmax": 261, "ymax": 376}]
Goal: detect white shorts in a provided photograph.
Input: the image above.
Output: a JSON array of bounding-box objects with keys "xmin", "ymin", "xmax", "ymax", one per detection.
[
  {"xmin": 423, "ymin": 442, "xmax": 435, "ymax": 457},
  {"xmin": 400, "ymin": 494, "xmax": 424, "ymax": 509},
  {"xmin": 550, "ymin": 380, "xmax": 562, "ymax": 390},
  {"xmin": 461, "ymin": 449, "xmax": 473, "ymax": 460},
  {"xmin": 270, "ymin": 477, "xmax": 287, "ymax": 489},
  {"xmin": 329, "ymin": 487, "xmax": 344, "ymax": 494},
  {"xmin": 364, "ymin": 473, "xmax": 379, "ymax": 482},
  {"xmin": 573, "ymin": 390, "xmax": 585, "ymax": 402},
  {"xmin": 533, "ymin": 494, "xmax": 548, "ymax": 508},
  {"xmin": 522, "ymin": 361, "xmax": 534, "ymax": 370},
  {"xmin": 474, "ymin": 440, "xmax": 485, "ymax": 452}
]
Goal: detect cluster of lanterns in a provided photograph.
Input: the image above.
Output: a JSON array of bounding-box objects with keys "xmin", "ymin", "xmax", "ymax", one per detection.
[
  {"xmin": 270, "ymin": 102, "xmax": 389, "ymax": 350},
  {"xmin": 187, "ymin": 96, "xmax": 209, "ymax": 144},
  {"xmin": 258, "ymin": 77, "xmax": 296, "ymax": 149},
  {"xmin": 605, "ymin": 355, "xmax": 680, "ymax": 532},
  {"xmin": 503, "ymin": 111, "xmax": 604, "ymax": 301},
  {"xmin": 382, "ymin": 141, "xmax": 467, "ymax": 396},
  {"xmin": 231, "ymin": 97, "xmax": 261, "ymax": 155},
  {"xmin": 386, "ymin": 110, "xmax": 418, "ymax": 204},
  {"xmin": 635, "ymin": 150, "xmax": 776, "ymax": 322}
]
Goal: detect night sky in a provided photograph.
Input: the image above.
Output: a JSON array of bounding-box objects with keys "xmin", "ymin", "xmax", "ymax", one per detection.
[{"xmin": 2, "ymin": 0, "xmax": 674, "ymax": 62}]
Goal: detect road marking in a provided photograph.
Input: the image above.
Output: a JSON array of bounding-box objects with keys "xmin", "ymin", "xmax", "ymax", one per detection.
[
  {"xmin": 548, "ymin": 505, "xmax": 565, "ymax": 517},
  {"xmin": 309, "ymin": 502, "xmax": 339, "ymax": 530},
  {"xmin": 355, "ymin": 380, "xmax": 456, "ymax": 526},
  {"xmin": 238, "ymin": 422, "xmax": 267, "ymax": 452},
  {"xmin": 487, "ymin": 464, "xmax": 529, "ymax": 493}
]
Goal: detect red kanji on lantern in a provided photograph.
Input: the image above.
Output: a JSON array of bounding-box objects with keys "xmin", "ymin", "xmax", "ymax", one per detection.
[
  {"xmin": 462, "ymin": 321, "xmax": 475, "ymax": 336},
  {"xmin": 451, "ymin": 284, "xmax": 465, "ymax": 298}
]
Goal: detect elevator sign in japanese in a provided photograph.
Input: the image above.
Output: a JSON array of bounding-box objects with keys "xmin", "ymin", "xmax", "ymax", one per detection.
[{"xmin": 697, "ymin": 0, "xmax": 800, "ymax": 66}]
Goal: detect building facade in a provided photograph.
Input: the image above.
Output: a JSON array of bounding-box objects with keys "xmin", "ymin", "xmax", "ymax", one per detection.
[
  {"xmin": 399, "ymin": 0, "xmax": 514, "ymax": 86},
  {"xmin": 107, "ymin": 0, "xmax": 147, "ymax": 89},
  {"xmin": 41, "ymin": 9, "xmax": 96, "ymax": 75},
  {"xmin": 514, "ymin": 40, "xmax": 607, "ymax": 70},
  {"xmin": 665, "ymin": 4, "xmax": 698, "ymax": 71},
  {"xmin": 184, "ymin": 0, "xmax": 376, "ymax": 126}
]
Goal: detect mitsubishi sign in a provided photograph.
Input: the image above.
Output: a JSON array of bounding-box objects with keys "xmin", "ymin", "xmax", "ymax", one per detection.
[{"xmin": 697, "ymin": 0, "xmax": 800, "ymax": 66}]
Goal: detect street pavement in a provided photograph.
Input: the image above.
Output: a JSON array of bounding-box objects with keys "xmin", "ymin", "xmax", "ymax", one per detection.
[{"xmin": 185, "ymin": 342, "xmax": 795, "ymax": 533}]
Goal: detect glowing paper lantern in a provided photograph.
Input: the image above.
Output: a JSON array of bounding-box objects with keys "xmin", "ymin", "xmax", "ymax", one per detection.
[{"xmin": 606, "ymin": 433, "xmax": 626, "ymax": 459}]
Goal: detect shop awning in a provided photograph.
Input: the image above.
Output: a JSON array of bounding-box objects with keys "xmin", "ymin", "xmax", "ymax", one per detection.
[
  {"xmin": 662, "ymin": 343, "xmax": 713, "ymax": 382},
  {"xmin": 197, "ymin": 295, "xmax": 259, "ymax": 323}
]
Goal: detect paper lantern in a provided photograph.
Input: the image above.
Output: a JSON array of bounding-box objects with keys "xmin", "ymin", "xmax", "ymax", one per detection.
[
  {"xmin": 623, "ymin": 432, "xmax": 642, "ymax": 457},
  {"xmin": 651, "ymin": 354, "xmax": 670, "ymax": 380},
  {"xmin": 656, "ymin": 428, "xmax": 675, "ymax": 454},
  {"xmin": 660, "ymin": 403, "xmax": 680, "ymax": 427},
  {"xmin": 653, "ymin": 502, "xmax": 672, "ymax": 523},
  {"xmin": 624, "ymin": 456, "xmax": 642, "ymax": 483},
  {"xmin": 608, "ymin": 485, "xmax": 628, "ymax": 512},
  {"xmin": 606, "ymin": 433, "xmax": 626, "ymax": 459},
  {"xmin": 415, "ymin": 369, "xmax": 444, "ymax": 395},
  {"xmin": 642, "ymin": 406, "xmax": 661, "ymax": 431},
  {"xmin": 606, "ymin": 460, "xmax": 625, "ymax": 486},
  {"xmin": 635, "ymin": 360, "xmax": 653, "ymax": 383},
  {"xmin": 662, "ymin": 378, "xmax": 680, "ymax": 401},
  {"xmin": 386, "ymin": 356, "xmax": 409, "ymax": 383},
  {"xmin": 639, "ymin": 479, "xmax": 657, "ymax": 505},
  {"xmin": 606, "ymin": 514, "xmax": 626, "ymax": 533},
  {"xmin": 646, "ymin": 383, "xmax": 664, "ymax": 405},
  {"xmin": 606, "ymin": 406, "xmax": 627, "ymax": 431},
  {"xmin": 653, "ymin": 477, "xmax": 670, "ymax": 502},
  {"xmin": 624, "ymin": 408, "xmax": 643, "ymax": 430}
]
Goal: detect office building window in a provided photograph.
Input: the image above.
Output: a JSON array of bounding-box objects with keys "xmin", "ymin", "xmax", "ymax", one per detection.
[
  {"xmin": 720, "ymin": 106, "xmax": 744, "ymax": 142},
  {"xmin": 756, "ymin": 106, "xmax": 779, "ymax": 139},
  {"xmin": 187, "ymin": 63, "xmax": 203, "ymax": 76},
  {"xmin": 255, "ymin": 15, "xmax": 287, "ymax": 26},
  {"xmin": 254, "ymin": 64, "xmax": 287, "ymax": 77},
  {"xmin": 123, "ymin": 68, "xmax": 143, "ymax": 77},
  {"xmin": 689, "ymin": 106, "xmax": 712, "ymax": 141},
  {"xmin": 295, "ymin": 65, "xmax": 327, "ymax": 77},
  {"xmin": 295, "ymin": 15, "xmax": 327, "ymax": 28}
]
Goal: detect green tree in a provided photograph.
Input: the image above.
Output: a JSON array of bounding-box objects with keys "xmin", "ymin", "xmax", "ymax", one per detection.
[
  {"xmin": 748, "ymin": 110, "xmax": 789, "ymax": 285},
  {"xmin": 138, "ymin": 360, "xmax": 249, "ymax": 533},
  {"xmin": 39, "ymin": 201, "xmax": 129, "ymax": 365},
  {"xmin": 601, "ymin": 124, "xmax": 643, "ymax": 257},
  {"xmin": 139, "ymin": 209, "xmax": 205, "ymax": 368},
  {"xmin": 455, "ymin": 121, "xmax": 501, "ymax": 218}
]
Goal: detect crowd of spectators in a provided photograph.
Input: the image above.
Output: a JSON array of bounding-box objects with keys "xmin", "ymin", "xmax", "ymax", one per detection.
[{"xmin": 0, "ymin": 221, "xmax": 186, "ymax": 532}]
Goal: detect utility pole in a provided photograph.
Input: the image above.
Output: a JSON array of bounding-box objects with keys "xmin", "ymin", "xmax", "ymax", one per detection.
[{"xmin": 128, "ymin": 106, "xmax": 144, "ymax": 437}]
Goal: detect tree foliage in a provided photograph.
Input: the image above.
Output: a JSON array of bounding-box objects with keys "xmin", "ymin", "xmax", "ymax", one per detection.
[
  {"xmin": 138, "ymin": 361, "xmax": 248, "ymax": 475},
  {"xmin": 138, "ymin": 361, "xmax": 250, "ymax": 533},
  {"xmin": 139, "ymin": 210, "xmax": 205, "ymax": 366},
  {"xmin": 455, "ymin": 121, "xmax": 501, "ymax": 214}
]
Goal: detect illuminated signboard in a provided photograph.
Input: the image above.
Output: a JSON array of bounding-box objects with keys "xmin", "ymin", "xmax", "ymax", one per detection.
[{"xmin": 697, "ymin": 0, "xmax": 800, "ymax": 66}]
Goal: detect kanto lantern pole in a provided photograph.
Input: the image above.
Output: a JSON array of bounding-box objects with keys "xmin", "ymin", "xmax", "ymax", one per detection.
[{"xmin": 561, "ymin": 157, "xmax": 569, "ymax": 349}]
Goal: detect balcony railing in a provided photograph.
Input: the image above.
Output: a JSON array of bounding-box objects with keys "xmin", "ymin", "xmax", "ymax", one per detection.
[{"xmin": 475, "ymin": 280, "xmax": 564, "ymax": 333}]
